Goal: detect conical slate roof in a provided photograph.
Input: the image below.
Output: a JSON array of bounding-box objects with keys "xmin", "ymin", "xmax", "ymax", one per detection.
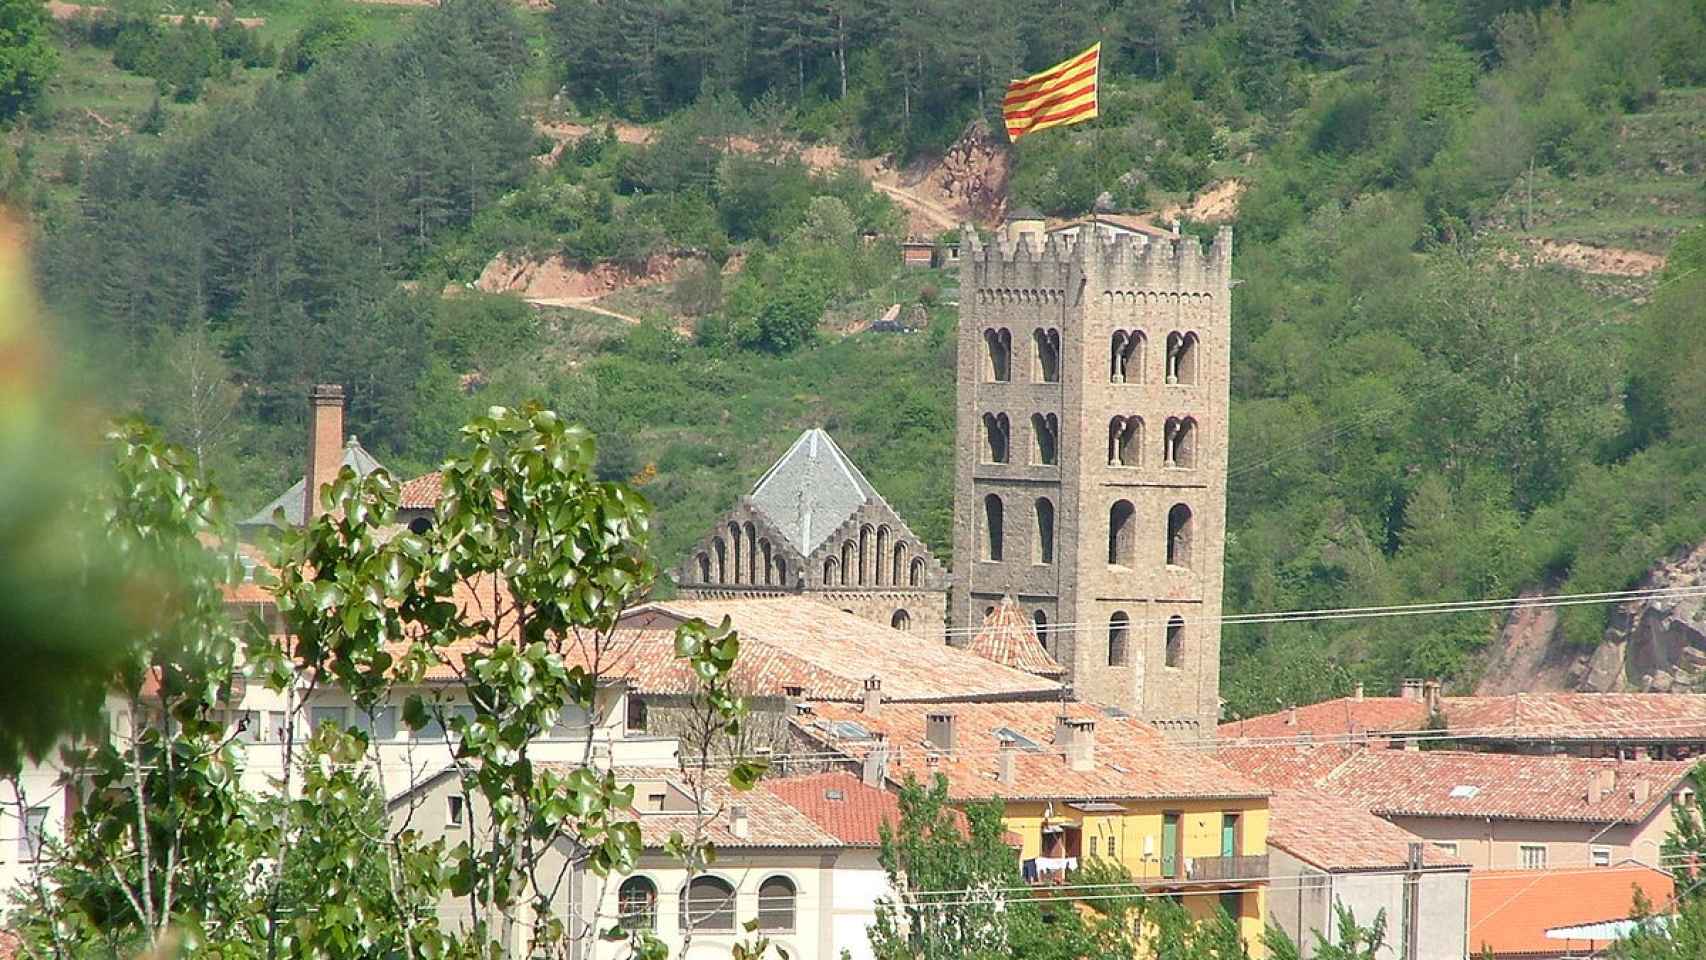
[
  {"xmin": 747, "ymin": 429, "xmax": 889, "ymax": 557},
  {"xmin": 967, "ymin": 597, "xmax": 1064, "ymax": 678},
  {"xmin": 241, "ymin": 437, "xmax": 387, "ymax": 528}
]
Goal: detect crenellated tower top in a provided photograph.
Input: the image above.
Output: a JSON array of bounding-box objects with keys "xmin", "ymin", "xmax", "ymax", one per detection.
[{"xmin": 961, "ymin": 222, "xmax": 1232, "ymax": 293}]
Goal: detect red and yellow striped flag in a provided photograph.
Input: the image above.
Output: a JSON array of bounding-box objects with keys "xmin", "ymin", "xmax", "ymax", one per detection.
[{"xmin": 1002, "ymin": 42, "xmax": 1100, "ymax": 142}]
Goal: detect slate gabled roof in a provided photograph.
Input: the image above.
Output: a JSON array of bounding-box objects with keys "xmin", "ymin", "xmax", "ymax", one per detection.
[
  {"xmin": 746, "ymin": 429, "xmax": 890, "ymax": 557},
  {"xmin": 241, "ymin": 437, "xmax": 387, "ymax": 527}
]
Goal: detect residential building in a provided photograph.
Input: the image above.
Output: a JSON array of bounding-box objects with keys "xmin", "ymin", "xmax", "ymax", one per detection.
[
  {"xmin": 1263, "ymin": 789, "xmax": 1470, "ymax": 960},
  {"xmin": 951, "ymin": 218, "xmax": 1233, "ymax": 733},
  {"xmin": 1468, "ymin": 864, "xmax": 1674, "ymax": 958},
  {"xmin": 791, "ymin": 699, "xmax": 1272, "ymax": 951},
  {"xmin": 1219, "ymin": 745, "xmax": 1694, "ymax": 872},
  {"xmin": 673, "ymin": 429, "xmax": 950, "ymax": 638}
]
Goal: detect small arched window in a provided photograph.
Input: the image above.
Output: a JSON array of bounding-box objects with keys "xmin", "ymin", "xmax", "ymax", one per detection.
[
  {"xmin": 823, "ymin": 556, "xmax": 839, "ymax": 585},
  {"xmin": 1108, "ymin": 416, "xmax": 1142, "ymax": 467},
  {"xmin": 983, "ymin": 412, "xmax": 1011, "ymax": 464},
  {"xmin": 893, "ymin": 542, "xmax": 908, "ymax": 585},
  {"xmin": 983, "ymin": 494, "xmax": 1005, "ymax": 562},
  {"xmin": 774, "ymin": 557, "xmax": 787, "ymax": 586},
  {"xmin": 1111, "ymin": 330, "xmax": 1144, "ymax": 383},
  {"xmin": 618, "ymin": 876, "xmax": 657, "ymax": 931},
  {"xmin": 1032, "ymin": 413, "xmax": 1059, "ymax": 466},
  {"xmin": 1108, "ymin": 500, "xmax": 1136, "ymax": 567},
  {"xmin": 1032, "ymin": 610, "xmax": 1050, "ymax": 653},
  {"xmin": 729, "ymin": 522, "xmax": 744, "ymax": 584},
  {"xmin": 859, "ymin": 525, "xmax": 873, "ymax": 584},
  {"xmin": 759, "ymin": 539, "xmax": 773, "ymax": 585},
  {"xmin": 1166, "ymin": 332, "xmax": 1199, "ymax": 385},
  {"xmin": 696, "ymin": 552, "xmax": 712, "ymax": 583},
  {"xmin": 1033, "ymin": 328, "xmax": 1062, "ymax": 383},
  {"xmin": 840, "ymin": 541, "xmax": 856, "ymax": 586},
  {"xmin": 875, "ymin": 526, "xmax": 891, "ymax": 585},
  {"xmin": 1165, "ymin": 417, "xmax": 1197, "ymax": 468},
  {"xmin": 984, "ymin": 328, "xmax": 1012, "ymax": 382},
  {"xmin": 891, "ymin": 609, "xmax": 912, "ymax": 632},
  {"xmin": 909, "ymin": 556, "xmax": 926, "ymax": 586},
  {"xmin": 681, "ymin": 875, "xmax": 737, "ymax": 931},
  {"xmin": 1108, "ymin": 612, "xmax": 1130, "ymax": 666},
  {"xmin": 1166, "ymin": 616, "xmax": 1185, "ymax": 668},
  {"xmin": 758, "ymin": 875, "xmax": 797, "ymax": 932},
  {"xmin": 744, "ymin": 521, "xmax": 758, "ymax": 583},
  {"xmin": 1167, "ymin": 503, "xmax": 1194, "ymax": 569},
  {"xmin": 713, "ymin": 537, "xmax": 728, "ymax": 583},
  {"xmin": 1034, "ymin": 497, "xmax": 1055, "ymax": 565}
]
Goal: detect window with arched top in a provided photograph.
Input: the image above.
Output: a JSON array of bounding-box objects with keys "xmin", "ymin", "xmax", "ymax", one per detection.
[
  {"xmin": 893, "ymin": 542, "xmax": 908, "ymax": 585},
  {"xmin": 840, "ymin": 541, "xmax": 855, "ymax": 586},
  {"xmin": 618, "ymin": 876, "xmax": 657, "ymax": 931},
  {"xmin": 696, "ymin": 553, "xmax": 711, "ymax": 583},
  {"xmin": 984, "ymin": 328, "xmax": 1012, "ymax": 382},
  {"xmin": 983, "ymin": 494, "xmax": 1005, "ymax": 562},
  {"xmin": 1111, "ymin": 330, "xmax": 1144, "ymax": 383},
  {"xmin": 1108, "ymin": 612, "xmax": 1130, "ymax": 666},
  {"xmin": 823, "ymin": 556, "xmax": 838, "ymax": 584},
  {"xmin": 681, "ymin": 875, "xmax": 736, "ymax": 931},
  {"xmin": 1165, "ymin": 417, "xmax": 1197, "ymax": 468},
  {"xmin": 875, "ymin": 526, "xmax": 891, "ymax": 585},
  {"xmin": 759, "ymin": 539, "xmax": 773, "ymax": 585},
  {"xmin": 758, "ymin": 875, "xmax": 797, "ymax": 932},
  {"xmin": 744, "ymin": 521, "xmax": 758, "ymax": 583},
  {"xmin": 1032, "ymin": 413, "xmax": 1059, "ymax": 466},
  {"xmin": 774, "ymin": 557, "xmax": 787, "ymax": 586},
  {"xmin": 983, "ymin": 412, "xmax": 1011, "ymax": 464},
  {"xmin": 1108, "ymin": 500, "xmax": 1136, "ymax": 567},
  {"xmin": 1166, "ymin": 616, "xmax": 1185, "ymax": 668},
  {"xmin": 1166, "ymin": 332, "xmax": 1199, "ymax": 385},
  {"xmin": 729, "ymin": 522, "xmax": 744, "ymax": 585},
  {"xmin": 1033, "ymin": 498, "xmax": 1055, "ymax": 565},
  {"xmin": 909, "ymin": 556, "xmax": 926, "ymax": 587},
  {"xmin": 1033, "ymin": 328, "xmax": 1062, "ymax": 383},
  {"xmin": 1033, "ymin": 610, "xmax": 1050, "ymax": 652},
  {"xmin": 713, "ymin": 537, "xmax": 728, "ymax": 583},
  {"xmin": 859, "ymin": 525, "xmax": 873, "ymax": 584},
  {"xmin": 1108, "ymin": 416, "xmax": 1142, "ymax": 467},
  {"xmin": 891, "ymin": 609, "xmax": 912, "ymax": 632},
  {"xmin": 1167, "ymin": 503, "xmax": 1194, "ymax": 568}
]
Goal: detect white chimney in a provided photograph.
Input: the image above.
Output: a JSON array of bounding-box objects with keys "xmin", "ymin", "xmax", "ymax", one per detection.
[
  {"xmin": 925, "ymin": 712, "xmax": 957, "ymax": 753},
  {"xmin": 1632, "ymin": 779, "xmax": 1652, "ymax": 804},
  {"xmin": 730, "ymin": 804, "xmax": 749, "ymax": 840},
  {"xmin": 862, "ymin": 735, "xmax": 889, "ymax": 788},
  {"xmin": 997, "ymin": 738, "xmax": 1017, "ymax": 786},
  {"xmin": 1066, "ymin": 718, "xmax": 1096, "ymax": 772},
  {"xmin": 1353, "ymin": 683, "xmax": 1365, "ymax": 702},
  {"xmin": 863, "ymin": 676, "xmax": 882, "ymax": 715}
]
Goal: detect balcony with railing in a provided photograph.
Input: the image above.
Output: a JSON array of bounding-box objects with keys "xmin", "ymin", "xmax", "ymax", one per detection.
[{"xmin": 1183, "ymin": 854, "xmax": 1269, "ymax": 883}]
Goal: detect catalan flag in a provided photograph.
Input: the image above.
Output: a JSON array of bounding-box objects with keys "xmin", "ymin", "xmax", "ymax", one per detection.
[{"xmin": 1002, "ymin": 42, "xmax": 1100, "ymax": 142}]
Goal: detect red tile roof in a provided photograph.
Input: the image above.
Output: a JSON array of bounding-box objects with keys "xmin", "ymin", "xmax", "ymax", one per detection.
[
  {"xmin": 765, "ymin": 772, "xmax": 907, "ymax": 846},
  {"xmin": 601, "ymin": 767, "xmax": 845, "ymax": 849},
  {"xmin": 1213, "ymin": 744, "xmax": 1363, "ymax": 791},
  {"xmin": 794, "ymin": 700, "xmax": 1267, "ymax": 803},
  {"xmin": 622, "ymin": 598, "xmax": 1062, "ymax": 702},
  {"xmin": 1320, "ymin": 750, "xmax": 1692, "ymax": 825},
  {"xmin": 1221, "ymin": 692, "xmax": 1706, "ymax": 745},
  {"xmin": 1218, "ymin": 696, "xmax": 1430, "ymax": 742},
  {"xmin": 1266, "ymin": 789, "xmax": 1467, "ymax": 872},
  {"xmin": 1469, "ymin": 865, "xmax": 1674, "ymax": 957},
  {"xmin": 396, "ymin": 471, "xmax": 444, "ymax": 510},
  {"xmin": 966, "ymin": 597, "xmax": 1064, "ymax": 678}
]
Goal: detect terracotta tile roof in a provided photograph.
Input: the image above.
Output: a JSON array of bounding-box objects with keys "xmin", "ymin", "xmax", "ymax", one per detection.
[
  {"xmin": 396, "ymin": 471, "xmax": 444, "ymax": 510},
  {"xmin": 1320, "ymin": 750, "xmax": 1693, "ymax": 825},
  {"xmin": 1266, "ymin": 789, "xmax": 1467, "ymax": 872},
  {"xmin": 597, "ymin": 767, "xmax": 844, "ymax": 849},
  {"xmin": 1212, "ymin": 744, "xmax": 1363, "ymax": 791},
  {"xmin": 1469, "ymin": 865, "xmax": 1674, "ymax": 957},
  {"xmin": 0, "ymin": 929, "xmax": 19, "ymax": 960},
  {"xmin": 1217, "ymin": 697, "xmax": 1430, "ymax": 742},
  {"xmin": 794, "ymin": 700, "xmax": 1267, "ymax": 803},
  {"xmin": 764, "ymin": 772, "xmax": 908, "ymax": 846},
  {"xmin": 966, "ymin": 597, "xmax": 1064, "ymax": 678},
  {"xmin": 621, "ymin": 598, "xmax": 1061, "ymax": 702}
]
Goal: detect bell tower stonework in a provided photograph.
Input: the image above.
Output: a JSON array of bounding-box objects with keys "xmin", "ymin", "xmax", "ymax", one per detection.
[{"xmin": 950, "ymin": 221, "xmax": 1232, "ymax": 736}]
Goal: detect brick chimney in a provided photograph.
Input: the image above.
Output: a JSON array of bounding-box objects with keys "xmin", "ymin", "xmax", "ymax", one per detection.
[
  {"xmin": 303, "ymin": 383, "xmax": 346, "ymax": 522},
  {"xmin": 863, "ymin": 676, "xmax": 882, "ymax": 715},
  {"xmin": 1400, "ymin": 679, "xmax": 1424, "ymax": 701},
  {"xmin": 997, "ymin": 738, "xmax": 1017, "ymax": 786},
  {"xmin": 925, "ymin": 712, "xmax": 957, "ymax": 753}
]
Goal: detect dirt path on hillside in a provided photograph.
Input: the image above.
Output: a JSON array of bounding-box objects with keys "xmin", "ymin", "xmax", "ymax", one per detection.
[
  {"xmin": 871, "ymin": 181, "xmax": 959, "ymax": 232},
  {"xmin": 1526, "ymin": 239, "xmax": 1666, "ymax": 276},
  {"xmin": 523, "ymin": 297, "xmax": 645, "ymax": 324},
  {"xmin": 47, "ymin": 1, "xmax": 265, "ymax": 25}
]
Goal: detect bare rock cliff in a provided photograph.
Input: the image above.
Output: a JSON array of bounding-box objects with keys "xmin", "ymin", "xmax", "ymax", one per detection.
[{"xmin": 1577, "ymin": 541, "xmax": 1706, "ymax": 692}]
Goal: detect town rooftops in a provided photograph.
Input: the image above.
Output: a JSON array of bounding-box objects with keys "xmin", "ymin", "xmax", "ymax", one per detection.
[
  {"xmin": 1265, "ymin": 789, "xmax": 1467, "ymax": 873},
  {"xmin": 1469, "ymin": 864, "xmax": 1674, "ymax": 957},
  {"xmin": 1220, "ymin": 691, "xmax": 1706, "ymax": 744},
  {"xmin": 1213, "ymin": 743, "xmax": 1363, "ymax": 791},
  {"xmin": 745, "ymin": 429, "xmax": 894, "ymax": 557},
  {"xmin": 241, "ymin": 436, "xmax": 387, "ymax": 528},
  {"xmin": 619, "ymin": 598, "xmax": 1061, "ymax": 702},
  {"xmin": 966, "ymin": 597, "xmax": 1064, "ymax": 679},
  {"xmin": 793, "ymin": 699, "xmax": 1267, "ymax": 804},
  {"xmin": 763, "ymin": 772, "xmax": 908, "ymax": 846}
]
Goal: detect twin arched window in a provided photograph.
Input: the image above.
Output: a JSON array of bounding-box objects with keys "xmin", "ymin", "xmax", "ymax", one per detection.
[
  {"xmin": 982, "ymin": 412, "xmax": 1011, "ymax": 463},
  {"xmin": 1165, "ymin": 417, "xmax": 1197, "ymax": 468},
  {"xmin": 1108, "ymin": 500, "xmax": 1195, "ymax": 570},
  {"xmin": 1108, "ymin": 416, "xmax": 1143, "ymax": 467},
  {"xmin": 984, "ymin": 328, "xmax": 1012, "ymax": 382},
  {"xmin": 1034, "ymin": 328, "xmax": 1062, "ymax": 383},
  {"xmin": 1032, "ymin": 413, "xmax": 1059, "ymax": 466},
  {"xmin": 1111, "ymin": 330, "xmax": 1145, "ymax": 383},
  {"xmin": 1166, "ymin": 332, "xmax": 1200, "ymax": 385}
]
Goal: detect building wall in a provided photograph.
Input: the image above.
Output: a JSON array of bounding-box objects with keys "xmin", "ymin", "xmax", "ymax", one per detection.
[
  {"xmin": 1386, "ymin": 809, "xmax": 1675, "ymax": 871},
  {"xmin": 998, "ymin": 795, "xmax": 1269, "ymax": 953},
  {"xmin": 1265, "ymin": 851, "xmax": 1469, "ymax": 960},
  {"xmin": 951, "ymin": 226, "xmax": 1232, "ymax": 731}
]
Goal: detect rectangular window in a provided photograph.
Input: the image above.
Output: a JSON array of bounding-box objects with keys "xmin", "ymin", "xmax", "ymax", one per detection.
[
  {"xmin": 267, "ymin": 710, "xmax": 287, "ymax": 743},
  {"xmin": 1520, "ymin": 844, "xmax": 1547, "ymax": 870},
  {"xmin": 233, "ymin": 710, "xmax": 262, "ymax": 744},
  {"xmin": 1432, "ymin": 841, "xmax": 1458, "ymax": 857},
  {"xmin": 1106, "ymin": 834, "xmax": 1116, "ymax": 860},
  {"xmin": 311, "ymin": 706, "xmax": 347, "ymax": 732},
  {"xmin": 1221, "ymin": 813, "xmax": 1240, "ymax": 858},
  {"xmin": 354, "ymin": 706, "xmax": 398, "ymax": 741},
  {"xmin": 20, "ymin": 806, "xmax": 48, "ymax": 861},
  {"xmin": 1161, "ymin": 813, "xmax": 1180, "ymax": 878},
  {"xmin": 1592, "ymin": 846, "xmax": 1612, "ymax": 867},
  {"xmin": 447, "ymin": 795, "xmax": 466, "ymax": 828},
  {"xmin": 627, "ymin": 697, "xmax": 648, "ymax": 734}
]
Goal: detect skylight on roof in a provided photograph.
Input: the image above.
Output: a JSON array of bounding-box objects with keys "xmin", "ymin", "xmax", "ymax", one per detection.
[
  {"xmin": 828, "ymin": 720, "xmax": 874, "ymax": 741},
  {"xmin": 1449, "ymin": 785, "xmax": 1481, "ymax": 799},
  {"xmin": 993, "ymin": 727, "xmax": 1042, "ymax": 751}
]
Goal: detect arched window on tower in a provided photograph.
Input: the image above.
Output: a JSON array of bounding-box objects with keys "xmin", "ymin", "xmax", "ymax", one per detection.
[
  {"xmin": 983, "ymin": 413, "xmax": 1011, "ymax": 464},
  {"xmin": 759, "ymin": 539, "xmax": 773, "ymax": 585},
  {"xmin": 1033, "ymin": 610, "xmax": 1050, "ymax": 653},
  {"xmin": 1165, "ymin": 417, "xmax": 1197, "ymax": 468},
  {"xmin": 893, "ymin": 542, "xmax": 908, "ymax": 586},
  {"xmin": 891, "ymin": 609, "xmax": 912, "ymax": 632},
  {"xmin": 910, "ymin": 556, "xmax": 926, "ymax": 586},
  {"xmin": 713, "ymin": 537, "xmax": 728, "ymax": 583},
  {"xmin": 982, "ymin": 494, "xmax": 1005, "ymax": 562},
  {"xmin": 1166, "ymin": 332, "xmax": 1199, "ymax": 385},
  {"xmin": 875, "ymin": 526, "xmax": 891, "ymax": 585},
  {"xmin": 1111, "ymin": 331, "xmax": 1144, "ymax": 383},
  {"xmin": 1108, "ymin": 416, "xmax": 1142, "ymax": 467},
  {"xmin": 774, "ymin": 557, "xmax": 787, "ymax": 585},
  {"xmin": 729, "ymin": 523, "xmax": 743, "ymax": 585},
  {"xmin": 1107, "ymin": 612, "xmax": 1130, "ymax": 666},
  {"xmin": 1166, "ymin": 616, "xmax": 1185, "ymax": 668},
  {"xmin": 1033, "ymin": 328, "xmax": 1062, "ymax": 383},
  {"xmin": 1166, "ymin": 504, "xmax": 1194, "ymax": 568},
  {"xmin": 1032, "ymin": 413, "xmax": 1059, "ymax": 466},
  {"xmin": 859, "ymin": 525, "xmax": 873, "ymax": 584},
  {"xmin": 984, "ymin": 328, "xmax": 1012, "ymax": 382},
  {"xmin": 744, "ymin": 521, "xmax": 758, "ymax": 583},
  {"xmin": 841, "ymin": 541, "xmax": 856, "ymax": 585},
  {"xmin": 823, "ymin": 556, "xmax": 838, "ymax": 584},
  {"xmin": 1033, "ymin": 498, "xmax": 1055, "ymax": 565},
  {"xmin": 696, "ymin": 553, "xmax": 711, "ymax": 583},
  {"xmin": 1108, "ymin": 500, "xmax": 1136, "ymax": 567}
]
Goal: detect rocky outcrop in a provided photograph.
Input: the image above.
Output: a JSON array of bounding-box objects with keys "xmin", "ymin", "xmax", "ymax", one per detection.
[{"xmin": 1576, "ymin": 541, "xmax": 1706, "ymax": 692}]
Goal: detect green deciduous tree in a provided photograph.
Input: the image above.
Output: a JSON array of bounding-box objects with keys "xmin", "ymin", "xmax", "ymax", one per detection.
[{"xmin": 0, "ymin": 0, "xmax": 57, "ymax": 121}]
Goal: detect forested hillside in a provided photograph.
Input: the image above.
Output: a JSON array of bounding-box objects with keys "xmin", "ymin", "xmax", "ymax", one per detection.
[{"xmin": 5, "ymin": 0, "xmax": 1706, "ymax": 714}]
